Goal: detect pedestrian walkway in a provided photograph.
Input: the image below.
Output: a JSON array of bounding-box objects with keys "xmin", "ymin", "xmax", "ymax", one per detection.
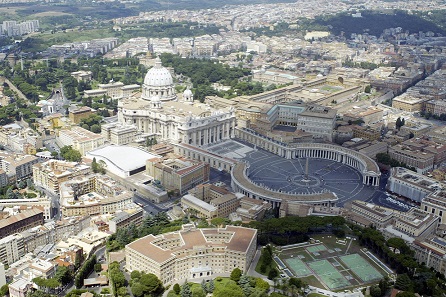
[
  {"xmin": 247, "ymin": 249, "xmax": 274, "ymax": 285},
  {"xmin": 308, "ymin": 285, "xmax": 365, "ymax": 297}
]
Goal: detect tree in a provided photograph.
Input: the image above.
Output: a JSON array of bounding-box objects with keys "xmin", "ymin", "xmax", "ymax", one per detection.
[
  {"xmin": 60, "ymin": 146, "xmax": 82, "ymax": 162},
  {"xmin": 255, "ymin": 278, "xmax": 270, "ymax": 292},
  {"xmin": 213, "ymin": 281, "xmax": 244, "ymax": 297},
  {"xmin": 231, "ymin": 267, "xmax": 242, "ymax": 283},
  {"xmin": 54, "ymin": 266, "xmax": 72, "ymax": 285},
  {"xmin": 181, "ymin": 281, "xmax": 192, "ymax": 297},
  {"xmin": 208, "ymin": 279, "xmax": 215, "ymax": 293},
  {"xmin": 379, "ymin": 277, "xmax": 390, "ymax": 295},
  {"xmin": 364, "ymin": 85, "xmax": 372, "ymax": 93},
  {"xmin": 6, "ymin": 187, "xmax": 15, "ymax": 199},
  {"xmin": 370, "ymin": 284, "xmax": 381, "ymax": 297},
  {"xmin": 131, "ymin": 283, "xmax": 145, "ymax": 297},
  {"xmin": 90, "ymin": 124, "xmax": 101, "ymax": 133},
  {"xmin": 94, "ymin": 263, "xmax": 102, "ymax": 272},
  {"xmin": 211, "ymin": 217, "xmax": 230, "ymax": 227},
  {"xmin": 268, "ymin": 268, "xmax": 279, "ymax": 280},
  {"xmin": 191, "ymin": 287, "xmax": 205, "ymax": 297},
  {"xmin": 139, "ymin": 273, "xmax": 163, "ymax": 296},
  {"xmin": 173, "ymin": 283, "xmax": 181, "ymax": 295},
  {"xmin": 0, "ymin": 284, "xmax": 9, "ymax": 296},
  {"xmin": 396, "ymin": 117, "xmax": 402, "ymax": 130},
  {"xmin": 18, "ymin": 180, "xmax": 26, "ymax": 189},
  {"xmin": 92, "ymin": 157, "xmax": 99, "ymax": 173},
  {"xmin": 395, "ymin": 273, "xmax": 412, "ymax": 291},
  {"xmin": 131, "ymin": 270, "xmax": 141, "ymax": 280},
  {"xmin": 117, "ymin": 287, "xmax": 128, "ymax": 296}
]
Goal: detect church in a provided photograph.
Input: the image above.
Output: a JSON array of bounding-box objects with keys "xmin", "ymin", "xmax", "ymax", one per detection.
[{"xmin": 117, "ymin": 57, "xmax": 236, "ymax": 146}]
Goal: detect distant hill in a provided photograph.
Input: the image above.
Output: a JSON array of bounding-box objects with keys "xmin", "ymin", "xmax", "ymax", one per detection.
[{"xmin": 313, "ymin": 10, "xmax": 446, "ymax": 37}]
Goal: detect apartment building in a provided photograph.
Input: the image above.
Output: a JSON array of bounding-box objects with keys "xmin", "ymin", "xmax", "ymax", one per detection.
[
  {"xmin": 210, "ymin": 194, "xmax": 240, "ymax": 218},
  {"xmin": 146, "ymin": 156, "xmax": 210, "ymax": 195},
  {"xmin": 413, "ymin": 237, "xmax": 446, "ymax": 275},
  {"xmin": 389, "ymin": 144, "xmax": 435, "ymax": 174},
  {"xmin": 58, "ymin": 126, "xmax": 105, "ymax": 155},
  {"xmin": 0, "ymin": 209, "xmax": 44, "ymax": 239},
  {"xmin": 83, "ymin": 82, "xmax": 139, "ymax": 99},
  {"xmin": 59, "ymin": 174, "xmax": 134, "ymax": 217},
  {"xmin": 0, "ymin": 198, "xmax": 52, "ymax": 220},
  {"xmin": 351, "ymin": 125, "xmax": 381, "ymax": 141},
  {"xmin": 109, "ymin": 208, "xmax": 144, "ymax": 233},
  {"xmin": 101, "ymin": 123, "xmax": 138, "ymax": 145},
  {"xmin": 235, "ymin": 196, "xmax": 272, "ymax": 221},
  {"xmin": 392, "ymin": 94, "xmax": 427, "ymax": 112},
  {"xmin": 387, "ymin": 167, "xmax": 440, "ymax": 203},
  {"xmin": 0, "ymin": 234, "xmax": 24, "ymax": 265},
  {"xmin": 0, "ymin": 151, "xmax": 38, "ymax": 182},
  {"xmin": 421, "ymin": 190, "xmax": 446, "ymax": 224},
  {"xmin": 181, "ymin": 194, "xmax": 217, "ymax": 219},
  {"xmin": 69, "ymin": 106, "xmax": 93, "ymax": 124},
  {"xmin": 188, "ymin": 183, "xmax": 231, "ymax": 203},
  {"xmin": 392, "ymin": 208, "xmax": 439, "ymax": 237},
  {"xmin": 33, "ymin": 160, "xmax": 91, "ymax": 194},
  {"xmin": 344, "ymin": 200, "xmax": 394, "ymax": 229},
  {"xmin": 8, "ymin": 278, "xmax": 33, "ymax": 297}
]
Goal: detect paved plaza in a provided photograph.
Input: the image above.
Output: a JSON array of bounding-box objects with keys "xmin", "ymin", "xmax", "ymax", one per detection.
[
  {"xmin": 243, "ymin": 149, "xmax": 378, "ymax": 206},
  {"xmin": 205, "ymin": 139, "xmax": 381, "ymax": 206}
]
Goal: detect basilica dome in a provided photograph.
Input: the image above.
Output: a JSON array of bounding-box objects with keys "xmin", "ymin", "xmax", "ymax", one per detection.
[
  {"xmin": 144, "ymin": 57, "xmax": 173, "ymax": 87},
  {"xmin": 141, "ymin": 56, "xmax": 177, "ymax": 102}
]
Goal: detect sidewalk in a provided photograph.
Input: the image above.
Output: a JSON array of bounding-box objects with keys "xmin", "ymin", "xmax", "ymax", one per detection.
[{"xmin": 247, "ymin": 248, "xmax": 274, "ymax": 285}]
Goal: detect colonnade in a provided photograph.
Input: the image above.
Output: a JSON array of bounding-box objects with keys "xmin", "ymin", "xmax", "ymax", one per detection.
[
  {"xmin": 234, "ymin": 127, "xmax": 380, "ymax": 187},
  {"xmin": 187, "ymin": 122, "xmax": 233, "ymax": 146},
  {"xmin": 230, "ymin": 162, "xmax": 338, "ymax": 209}
]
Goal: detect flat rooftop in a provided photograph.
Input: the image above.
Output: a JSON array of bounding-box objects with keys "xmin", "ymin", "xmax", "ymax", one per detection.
[{"xmin": 87, "ymin": 145, "xmax": 160, "ymax": 172}]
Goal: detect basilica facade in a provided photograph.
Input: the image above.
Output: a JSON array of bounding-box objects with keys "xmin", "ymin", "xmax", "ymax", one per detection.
[{"xmin": 117, "ymin": 57, "xmax": 236, "ymax": 145}]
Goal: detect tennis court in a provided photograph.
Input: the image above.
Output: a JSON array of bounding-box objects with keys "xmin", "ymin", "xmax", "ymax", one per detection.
[
  {"xmin": 307, "ymin": 244, "xmax": 327, "ymax": 253},
  {"xmin": 308, "ymin": 260, "xmax": 351, "ymax": 290},
  {"xmin": 340, "ymin": 254, "xmax": 383, "ymax": 282},
  {"xmin": 284, "ymin": 258, "xmax": 312, "ymax": 277}
]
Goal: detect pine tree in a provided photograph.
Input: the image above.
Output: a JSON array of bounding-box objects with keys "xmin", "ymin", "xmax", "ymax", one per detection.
[
  {"xmin": 396, "ymin": 117, "xmax": 402, "ymax": 130},
  {"xmin": 201, "ymin": 280, "xmax": 208, "ymax": 293},
  {"xmin": 181, "ymin": 281, "xmax": 191, "ymax": 297},
  {"xmin": 208, "ymin": 279, "xmax": 215, "ymax": 293}
]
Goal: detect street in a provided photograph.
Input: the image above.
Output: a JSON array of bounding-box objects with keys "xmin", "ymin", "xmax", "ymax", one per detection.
[
  {"xmin": 133, "ymin": 194, "xmax": 165, "ymax": 215},
  {"xmin": 365, "ymin": 172, "xmax": 413, "ymax": 212},
  {"xmin": 34, "ymin": 184, "xmax": 62, "ymax": 220}
]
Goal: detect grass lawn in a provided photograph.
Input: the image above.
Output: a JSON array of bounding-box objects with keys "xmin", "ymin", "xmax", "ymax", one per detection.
[
  {"xmin": 33, "ymin": 29, "xmax": 116, "ymax": 48},
  {"xmin": 300, "ymin": 275, "xmax": 324, "ymax": 289},
  {"xmin": 188, "ymin": 279, "xmax": 236, "ymax": 295},
  {"xmin": 308, "ymin": 293, "xmax": 326, "ymax": 297}
]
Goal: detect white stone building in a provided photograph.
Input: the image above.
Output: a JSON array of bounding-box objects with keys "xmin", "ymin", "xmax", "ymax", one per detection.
[
  {"xmin": 117, "ymin": 57, "xmax": 236, "ymax": 145},
  {"xmin": 125, "ymin": 225, "xmax": 257, "ymax": 284}
]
